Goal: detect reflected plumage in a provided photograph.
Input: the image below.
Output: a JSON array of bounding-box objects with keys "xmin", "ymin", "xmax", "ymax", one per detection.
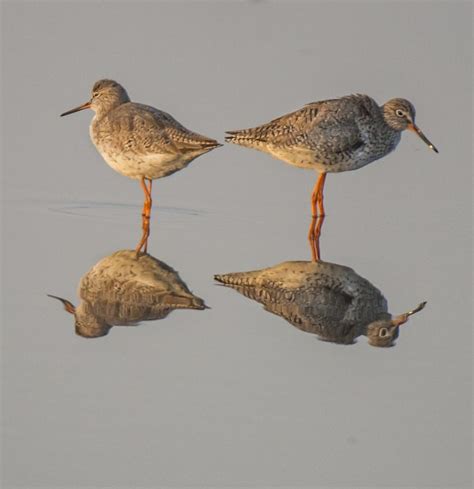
[
  {"xmin": 49, "ymin": 250, "xmax": 208, "ymax": 338},
  {"xmin": 215, "ymin": 260, "xmax": 426, "ymax": 347},
  {"xmin": 61, "ymin": 79, "xmax": 221, "ymax": 253}
]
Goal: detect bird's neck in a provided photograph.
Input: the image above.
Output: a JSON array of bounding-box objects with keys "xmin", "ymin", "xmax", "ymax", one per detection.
[
  {"xmin": 95, "ymin": 94, "xmax": 130, "ymax": 119},
  {"xmin": 75, "ymin": 302, "xmax": 111, "ymax": 338}
]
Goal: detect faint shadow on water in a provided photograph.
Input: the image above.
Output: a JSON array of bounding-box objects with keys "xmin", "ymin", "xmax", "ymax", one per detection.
[
  {"xmin": 9, "ymin": 198, "xmax": 208, "ymax": 221},
  {"xmin": 215, "ymin": 260, "xmax": 426, "ymax": 348},
  {"xmin": 47, "ymin": 200, "xmax": 207, "ymax": 220},
  {"xmin": 48, "ymin": 249, "xmax": 208, "ymax": 338}
]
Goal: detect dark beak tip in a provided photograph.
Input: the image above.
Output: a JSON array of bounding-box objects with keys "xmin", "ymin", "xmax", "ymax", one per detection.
[{"xmin": 60, "ymin": 101, "xmax": 91, "ymax": 118}]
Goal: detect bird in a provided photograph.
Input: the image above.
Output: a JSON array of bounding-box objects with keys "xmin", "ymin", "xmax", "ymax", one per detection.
[
  {"xmin": 215, "ymin": 260, "xmax": 426, "ymax": 347},
  {"xmin": 48, "ymin": 249, "xmax": 208, "ymax": 338},
  {"xmin": 61, "ymin": 79, "xmax": 221, "ymax": 253},
  {"xmin": 225, "ymin": 94, "xmax": 438, "ymax": 261}
]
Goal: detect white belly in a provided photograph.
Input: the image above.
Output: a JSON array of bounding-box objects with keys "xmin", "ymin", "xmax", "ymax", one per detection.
[{"xmin": 99, "ymin": 149, "xmax": 189, "ymax": 180}]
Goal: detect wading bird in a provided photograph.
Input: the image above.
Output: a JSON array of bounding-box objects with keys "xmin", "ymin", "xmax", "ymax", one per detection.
[
  {"xmin": 61, "ymin": 80, "xmax": 221, "ymax": 253},
  {"xmin": 226, "ymin": 95, "xmax": 437, "ymax": 261}
]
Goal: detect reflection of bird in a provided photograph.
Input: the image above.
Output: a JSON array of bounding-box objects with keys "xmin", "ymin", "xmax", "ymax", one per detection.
[
  {"xmin": 226, "ymin": 95, "xmax": 438, "ymax": 260},
  {"xmin": 215, "ymin": 260, "xmax": 426, "ymax": 347},
  {"xmin": 49, "ymin": 250, "xmax": 208, "ymax": 338},
  {"xmin": 61, "ymin": 80, "xmax": 221, "ymax": 253}
]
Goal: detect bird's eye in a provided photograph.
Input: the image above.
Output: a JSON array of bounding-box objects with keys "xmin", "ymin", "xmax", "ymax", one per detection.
[
  {"xmin": 92, "ymin": 92, "xmax": 99, "ymax": 98},
  {"xmin": 379, "ymin": 328, "xmax": 389, "ymax": 337},
  {"xmin": 395, "ymin": 109, "xmax": 404, "ymax": 117}
]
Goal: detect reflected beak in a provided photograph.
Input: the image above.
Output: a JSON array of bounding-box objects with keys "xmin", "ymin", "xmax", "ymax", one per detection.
[
  {"xmin": 406, "ymin": 301, "xmax": 427, "ymax": 316},
  {"xmin": 391, "ymin": 314, "xmax": 409, "ymax": 327},
  {"xmin": 47, "ymin": 294, "xmax": 76, "ymax": 314},
  {"xmin": 408, "ymin": 123, "xmax": 438, "ymax": 153},
  {"xmin": 391, "ymin": 301, "xmax": 427, "ymax": 327},
  {"xmin": 60, "ymin": 100, "xmax": 91, "ymax": 117}
]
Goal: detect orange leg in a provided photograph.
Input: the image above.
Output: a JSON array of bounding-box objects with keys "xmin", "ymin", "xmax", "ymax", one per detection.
[
  {"xmin": 308, "ymin": 217, "xmax": 318, "ymax": 261},
  {"xmin": 308, "ymin": 215, "xmax": 325, "ymax": 261},
  {"xmin": 136, "ymin": 178, "xmax": 153, "ymax": 255},
  {"xmin": 316, "ymin": 172, "xmax": 326, "ymax": 217},
  {"xmin": 143, "ymin": 179, "xmax": 153, "ymax": 253},
  {"xmin": 308, "ymin": 172, "xmax": 327, "ymax": 261},
  {"xmin": 313, "ymin": 215, "xmax": 325, "ymax": 260}
]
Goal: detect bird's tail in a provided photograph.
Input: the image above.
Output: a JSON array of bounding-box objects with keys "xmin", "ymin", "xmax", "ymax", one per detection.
[
  {"xmin": 200, "ymin": 138, "xmax": 223, "ymax": 150},
  {"xmin": 214, "ymin": 271, "xmax": 261, "ymax": 287},
  {"xmin": 225, "ymin": 128, "xmax": 253, "ymax": 143},
  {"xmin": 225, "ymin": 128, "xmax": 267, "ymax": 149},
  {"xmin": 162, "ymin": 294, "xmax": 209, "ymax": 310}
]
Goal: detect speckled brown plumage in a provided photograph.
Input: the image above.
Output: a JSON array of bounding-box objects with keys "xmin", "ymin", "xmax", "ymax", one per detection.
[
  {"xmin": 61, "ymin": 79, "xmax": 221, "ymax": 253},
  {"xmin": 63, "ymin": 79, "xmax": 221, "ymax": 180},
  {"xmin": 215, "ymin": 260, "xmax": 426, "ymax": 347},
  {"xmin": 49, "ymin": 250, "xmax": 208, "ymax": 338},
  {"xmin": 225, "ymin": 94, "xmax": 437, "ymax": 261},
  {"xmin": 226, "ymin": 94, "xmax": 437, "ymax": 172}
]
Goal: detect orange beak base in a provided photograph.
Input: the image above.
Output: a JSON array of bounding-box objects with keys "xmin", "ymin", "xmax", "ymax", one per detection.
[{"xmin": 408, "ymin": 123, "xmax": 438, "ymax": 153}]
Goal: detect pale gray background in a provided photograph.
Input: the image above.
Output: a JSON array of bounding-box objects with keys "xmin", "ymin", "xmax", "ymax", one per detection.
[{"xmin": 1, "ymin": 1, "xmax": 472, "ymax": 488}]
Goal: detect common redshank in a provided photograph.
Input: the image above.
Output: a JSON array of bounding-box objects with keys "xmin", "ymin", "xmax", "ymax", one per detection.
[
  {"xmin": 61, "ymin": 80, "xmax": 221, "ymax": 253},
  {"xmin": 225, "ymin": 94, "xmax": 438, "ymax": 261}
]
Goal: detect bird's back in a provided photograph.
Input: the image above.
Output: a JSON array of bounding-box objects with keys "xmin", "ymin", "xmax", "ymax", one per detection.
[{"xmin": 226, "ymin": 94, "xmax": 398, "ymax": 172}]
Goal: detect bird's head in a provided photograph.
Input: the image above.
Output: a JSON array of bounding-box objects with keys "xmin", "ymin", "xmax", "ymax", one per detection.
[
  {"xmin": 60, "ymin": 79, "xmax": 130, "ymax": 118},
  {"xmin": 47, "ymin": 294, "xmax": 111, "ymax": 338},
  {"xmin": 366, "ymin": 319, "xmax": 400, "ymax": 347},
  {"xmin": 366, "ymin": 301, "xmax": 427, "ymax": 347},
  {"xmin": 383, "ymin": 98, "xmax": 438, "ymax": 153}
]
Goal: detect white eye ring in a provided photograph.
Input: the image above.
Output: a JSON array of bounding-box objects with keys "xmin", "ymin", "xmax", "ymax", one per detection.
[
  {"xmin": 396, "ymin": 109, "xmax": 404, "ymax": 117},
  {"xmin": 379, "ymin": 328, "xmax": 389, "ymax": 337}
]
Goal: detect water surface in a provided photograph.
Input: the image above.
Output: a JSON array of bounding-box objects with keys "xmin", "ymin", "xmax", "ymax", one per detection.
[{"xmin": 2, "ymin": 2, "xmax": 472, "ymax": 488}]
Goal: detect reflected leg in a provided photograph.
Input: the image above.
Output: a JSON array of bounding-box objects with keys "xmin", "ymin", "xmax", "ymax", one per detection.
[
  {"xmin": 313, "ymin": 215, "xmax": 325, "ymax": 261},
  {"xmin": 308, "ymin": 172, "xmax": 327, "ymax": 261},
  {"xmin": 308, "ymin": 215, "xmax": 325, "ymax": 261},
  {"xmin": 136, "ymin": 177, "xmax": 152, "ymax": 254},
  {"xmin": 316, "ymin": 172, "xmax": 326, "ymax": 217},
  {"xmin": 143, "ymin": 179, "xmax": 153, "ymax": 253},
  {"xmin": 308, "ymin": 217, "xmax": 318, "ymax": 261}
]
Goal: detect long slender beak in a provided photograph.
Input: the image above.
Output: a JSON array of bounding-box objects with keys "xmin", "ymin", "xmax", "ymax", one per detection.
[
  {"xmin": 391, "ymin": 301, "xmax": 427, "ymax": 326},
  {"xmin": 408, "ymin": 123, "xmax": 438, "ymax": 153},
  {"xmin": 406, "ymin": 301, "xmax": 427, "ymax": 316},
  {"xmin": 60, "ymin": 100, "xmax": 91, "ymax": 117},
  {"xmin": 47, "ymin": 294, "xmax": 76, "ymax": 314}
]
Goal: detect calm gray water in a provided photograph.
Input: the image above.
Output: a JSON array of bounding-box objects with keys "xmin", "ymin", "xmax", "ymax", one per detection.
[{"xmin": 2, "ymin": 2, "xmax": 472, "ymax": 488}]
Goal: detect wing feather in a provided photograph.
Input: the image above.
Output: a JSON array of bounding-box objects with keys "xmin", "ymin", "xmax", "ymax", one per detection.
[
  {"xmin": 226, "ymin": 94, "xmax": 379, "ymax": 156},
  {"xmin": 101, "ymin": 102, "xmax": 220, "ymax": 155}
]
